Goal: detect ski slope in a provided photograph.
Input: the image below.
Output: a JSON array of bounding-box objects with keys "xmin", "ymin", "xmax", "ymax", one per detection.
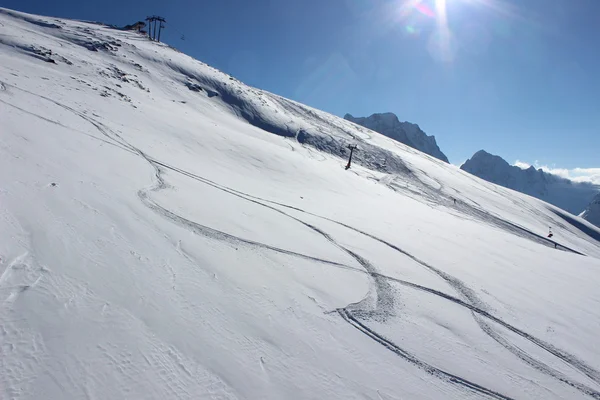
[{"xmin": 1, "ymin": 8, "xmax": 600, "ymax": 399}]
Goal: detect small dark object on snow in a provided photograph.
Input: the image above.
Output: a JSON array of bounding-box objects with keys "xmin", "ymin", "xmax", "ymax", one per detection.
[
  {"xmin": 453, "ymin": 198, "xmax": 456, "ymax": 205},
  {"xmin": 122, "ymin": 21, "xmax": 146, "ymax": 32},
  {"xmin": 50, "ymin": 182, "xmax": 57, "ymax": 187}
]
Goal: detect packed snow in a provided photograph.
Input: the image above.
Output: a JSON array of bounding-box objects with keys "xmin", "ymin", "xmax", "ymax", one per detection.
[{"xmin": 1, "ymin": 8, "xmax": 600, "ymax": 400}]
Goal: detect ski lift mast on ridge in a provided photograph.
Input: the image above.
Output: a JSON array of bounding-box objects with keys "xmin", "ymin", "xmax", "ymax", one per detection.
[{"xmin": 145, "ymin": 16, "xmax": 166, "ymax": 42}]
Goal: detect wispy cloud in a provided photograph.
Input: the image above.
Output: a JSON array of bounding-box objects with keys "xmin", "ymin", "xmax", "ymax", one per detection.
[{"xmin": 514, "ymin": 160, "xmax": 600, "ymax": 184}]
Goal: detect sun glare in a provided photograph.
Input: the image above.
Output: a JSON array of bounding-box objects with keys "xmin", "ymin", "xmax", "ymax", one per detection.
[{"xmin": 393, "ymin": 0, "xmax": 517, "ymax": 63}]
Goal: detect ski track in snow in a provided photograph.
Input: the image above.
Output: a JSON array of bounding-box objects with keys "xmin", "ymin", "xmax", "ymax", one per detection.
[
  {"xmin": 383, "ymin": 173, "xmax": 584, "ymax": 255},
  {"xmin": 338, "ymin": 308, "xmax": 515, "ymax": 400},
  {"xmin": 228, "ymin": 190, "xmax": 600, "ymax": 398},
  {"xmin": 20, "ymin": 95, "xmax": 597, "ymax": 399},
  {"xmin": 3, "ymin": 45, "xmax": 599, "ymax": 396},
  {"xmin": 439, "ymin": 165, "xmax": 600, "ymax": 250},
  {"xmin": 142, "ymin": 149, "xmax": 600, "ymax": 397}
]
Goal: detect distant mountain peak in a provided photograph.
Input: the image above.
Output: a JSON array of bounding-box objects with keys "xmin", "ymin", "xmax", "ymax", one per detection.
[
  {"xmin": 461, "ymin": 150, "xmax": 599, "ymax": 217},
  {"xmin": 469, "ymin": 149, "xmax": 505, "ymax": 164},
  {"xmin": 581, "ymin": 193, "xmax": 600, "ymax": 228},
  {"xmin": 344, "ymin": 112, "xmax": 449, "ymax": 163}
]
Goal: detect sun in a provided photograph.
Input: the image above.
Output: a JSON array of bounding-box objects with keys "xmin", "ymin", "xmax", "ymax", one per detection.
[
  {"xmin": 392, "ymin": 0, "xmax": 517, "ymax": 63},
  {"xmin": 434, "ymin": 0, "xmax": 449, "ymax": 25}
]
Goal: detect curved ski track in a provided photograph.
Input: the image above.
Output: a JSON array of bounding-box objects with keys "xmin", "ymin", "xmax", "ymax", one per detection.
[
  {"xmin": 5, "ymin": 85, "xmax": 600, "ymax": 399},
  {"xmin": 221, "ymin": 191, "xmax": 600, "ymax": 398}
]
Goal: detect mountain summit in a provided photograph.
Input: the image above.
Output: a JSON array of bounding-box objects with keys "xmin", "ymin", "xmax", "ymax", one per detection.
[
  {"xmin": 461, "ymin": 150, "xmax": 599, "ymax": 217},
  {"xmin": 344, "ymin": 112, "xmax": 449, "ymax": 163}
]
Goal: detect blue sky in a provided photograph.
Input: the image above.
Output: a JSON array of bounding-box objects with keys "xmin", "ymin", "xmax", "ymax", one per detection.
[{"xmin": 3, "ymin": 0, "xmax": 599, "ymax": 174}]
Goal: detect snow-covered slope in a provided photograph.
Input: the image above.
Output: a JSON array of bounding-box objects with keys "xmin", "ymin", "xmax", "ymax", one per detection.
[
  {"xmin": 461, "ymin": 150, "xmax": 600, "ymax": 216},
  {"xmin": 581, "ymin": 193, "xmax": 600, "ymax": 228},
  {"xmin": 345, "ymin": 112, "xmax": 449, "ymax": 163},
  {"xmin": 2, "ymin": 8, "xmax": 600, "ymax": 400}
]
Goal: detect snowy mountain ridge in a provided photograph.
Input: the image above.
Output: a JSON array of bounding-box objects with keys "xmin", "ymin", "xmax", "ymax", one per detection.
[
  {"xmin": 2, "ymin": 8, "xmax": 600, "ymax": 400},
  {"xmin": 344, "ymin": 112, "xmax": 450, "ymax": 163},
  {"xmin": 581, "ymin": 193, "xmax": 600, "ymax": 228},
  {"xmin": 461, "ymin": 150, "xmax": 600, "ymax": 223}
]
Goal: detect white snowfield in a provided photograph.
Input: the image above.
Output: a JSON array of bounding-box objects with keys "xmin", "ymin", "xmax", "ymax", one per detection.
[{"xmin": 1, "ymin": 8, "xmax": 600, "ymax": 400}]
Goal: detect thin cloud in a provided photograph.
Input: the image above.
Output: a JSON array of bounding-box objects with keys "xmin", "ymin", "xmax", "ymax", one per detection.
[{"xmin": 514, "ymin": 160, "xmax": 600, "ymax": 185}]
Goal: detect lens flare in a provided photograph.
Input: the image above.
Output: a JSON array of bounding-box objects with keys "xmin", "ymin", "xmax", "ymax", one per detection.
[
  {"xmin": 383, "ymin": 0, "xmax": 518, "ymax": 62},
  {"xmin": 415, "ymin": 3, "xmax": 436, "ymax": 18},
  {"xmin": 434, "ymin": 0, "xmax": 448, "ymax": 24},
  {"xmin": 432, "ymin": 0, "xmax": 453, "ymax": 63}
]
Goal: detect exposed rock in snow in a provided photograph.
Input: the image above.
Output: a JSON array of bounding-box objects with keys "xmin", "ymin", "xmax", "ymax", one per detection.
[{"xmin": 344, "ymin": 112, "xmax": 449, "ymax": 163}]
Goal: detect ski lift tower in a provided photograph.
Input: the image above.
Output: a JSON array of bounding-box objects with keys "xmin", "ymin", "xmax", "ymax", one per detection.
[{"xmin": 345, "ymin": 144, "xmax": 358, "ymax": 170}]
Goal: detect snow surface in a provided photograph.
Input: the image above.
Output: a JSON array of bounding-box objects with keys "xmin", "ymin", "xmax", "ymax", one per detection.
[
  {"xmin": 345, "ymin": 112, "xmax": 450, "ymax": 163},
  {"xmin": 461, "ymin": 150, "xmax": 600, "ymax": 218},
  {"xmin": 1, "ymin": 8, "xmax": 600, "ymax": 399}
]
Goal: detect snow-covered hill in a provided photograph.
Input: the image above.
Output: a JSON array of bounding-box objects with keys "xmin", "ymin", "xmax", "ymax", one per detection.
[
  {"xmin": 2, "ymin": 8, "xmax": 600, "ymax": 400},
  {"xmin": 345, "ymin": 112, "xmax": 450, "ymax": 163},
  {"xmin": 461, "ymin": 150, "xmax": 600, "ymax": 218}
]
